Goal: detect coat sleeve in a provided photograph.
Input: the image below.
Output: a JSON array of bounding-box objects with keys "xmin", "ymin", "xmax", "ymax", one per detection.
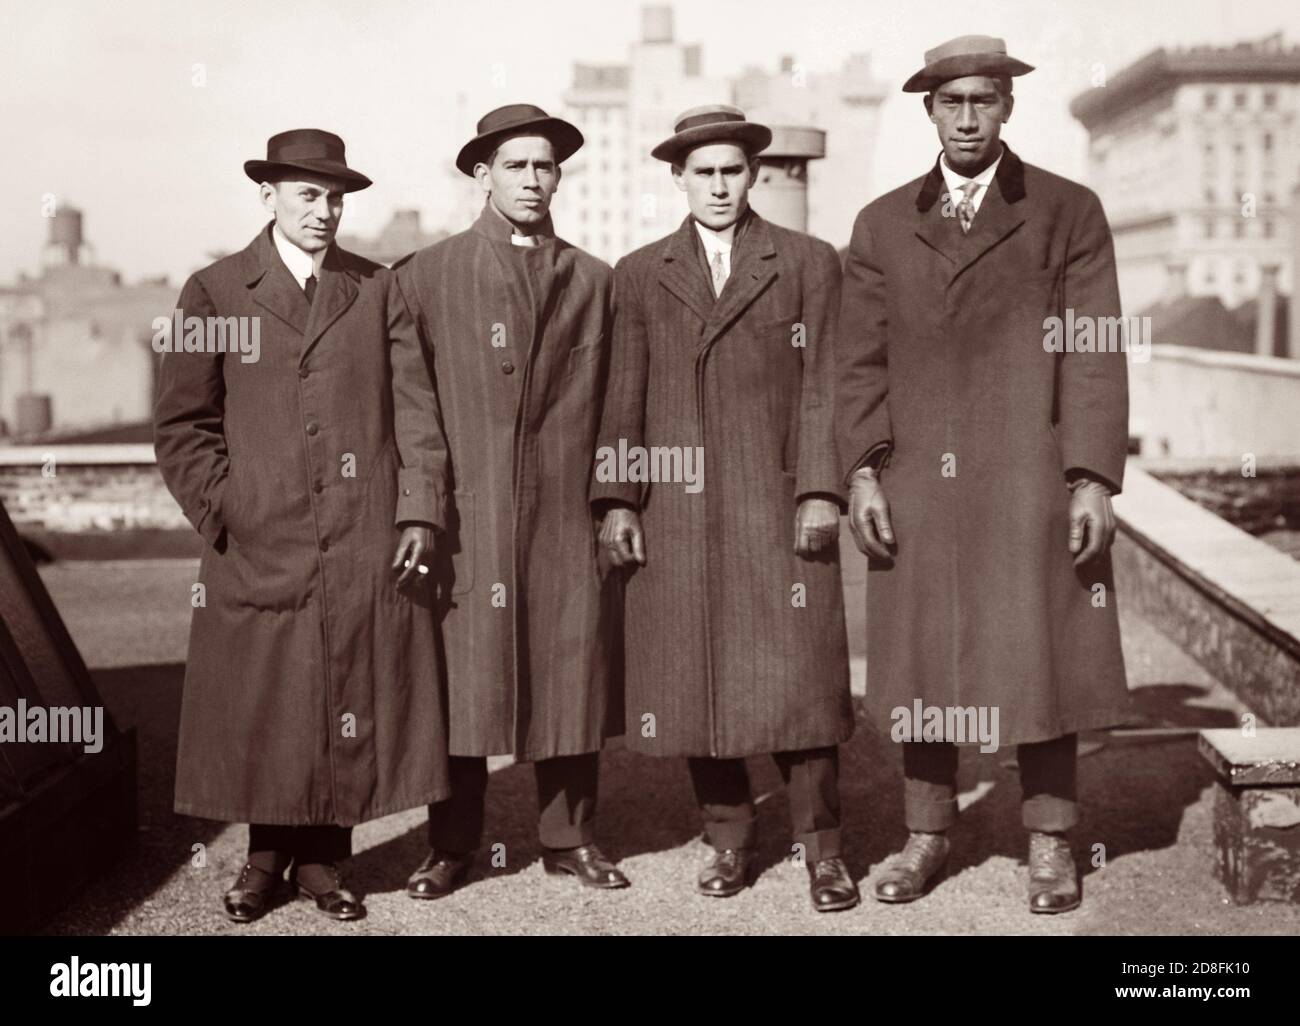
[
  {"xmin": 1058, "ymin": 190, "xmax": 1129, "ymax": 495},
  {"xmin": 153, "ymin": 274, "xmax": 229, "ymax": 548},
  {"xmin": 795, "ymin": 241, "xmax": 847, "ymax": 508},
  {"xmin": 389, "ymin": 262, "xmax": 450, "ymax": 531},
  {"xmin": 835, "ymin": 207, "xmax": 893, "ymax": 483},
  {"xmin": 590, "ymin": 255, "xmax": 648, "ymax": 511}
]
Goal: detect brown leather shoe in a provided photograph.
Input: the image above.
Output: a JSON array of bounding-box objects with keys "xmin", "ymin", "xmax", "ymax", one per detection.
[
  {"xmin": 808, "ymin": 857, "xmax": 860, "ymax": 912},
  {"xmin": 541, "ymin": 844, "xmax": 630, "ymax": 889},
  {"xmin": 874, "ymin": 831, "xmax": 949, "ymax": 903},
  {"xmin": 406, "ymin": 849, "xmax": 473, "ymax": 900},
  {"xmin": 223, "ymin": 863, "xmax": 282, "ymax": 923},
  {"xmin": 1027, "ymin": 831, "xmax": 1081, "ymax": 914},
  {"xmin": 696, "ymin": 848, "xmax": 754, "ymax": 897},
  {"xmin": 290, "ymin": 864, "xmax": 365, "ymax": 921}
]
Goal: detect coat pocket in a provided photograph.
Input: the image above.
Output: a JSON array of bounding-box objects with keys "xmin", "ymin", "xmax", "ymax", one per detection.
[
  {"xmin": 566, "ymin": 339, "xmax": 603, "ymax": 378},
  {"xmin": 447, "ymin": 489, "xmax": 475, "ymax": 596}
]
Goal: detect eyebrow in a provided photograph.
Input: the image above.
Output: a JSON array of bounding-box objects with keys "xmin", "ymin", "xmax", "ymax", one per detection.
[{"xmin": 692, "ymin": 163, "xmax": 746, "ymax": 174}]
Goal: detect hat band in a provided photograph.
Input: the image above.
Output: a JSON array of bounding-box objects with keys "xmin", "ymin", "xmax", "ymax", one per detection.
[
  {"xmin": 272, "ymin": 142, "xmax": 346, "ymax": 162},
  {"xmin": 675, "ymin": 111, "xmax": 746, "ymax": 133}
]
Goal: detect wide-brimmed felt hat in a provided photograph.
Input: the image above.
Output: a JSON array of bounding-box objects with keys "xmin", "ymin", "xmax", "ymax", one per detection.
[
  {"xmin": 243, "ymin": 129, "xmax": 372, "ymax": 192},
  {"xmin": 902, "ymin": 35, "xmax": 1034, "ymax": 93},
  {"xmin": 650, "ymin": 104, "xmax": 772, "ymax": 164},
  {"xmin": 456, "ymin": 104, "xmax": 584, "ymax": 176}
]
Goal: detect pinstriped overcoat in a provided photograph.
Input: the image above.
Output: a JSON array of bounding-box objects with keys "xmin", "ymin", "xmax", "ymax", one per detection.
[
  {"xmin": 390, "ymin": 204, "xmax": 622, "ymax": 760},
  {"xmin": 592, "ymin": 211, "xmax": 854, "ymax": 759},
  {"xmin": 836, "ymin": 148, "xmax": 1131, "ymax": 746},
  {"xmin": 154, "ymin": 224, "xmax": 449, "ymax": 826}
]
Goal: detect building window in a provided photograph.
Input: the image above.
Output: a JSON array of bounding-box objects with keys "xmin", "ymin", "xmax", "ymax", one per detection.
[
  {"xmin": 1264, "ymin": 90, "xmax": 1277, "ymax": 109},
  {"xmin": 1204, "ymin": 188, "xmax": 1215, "ymax": 204},
  {"xmin": 1204, "ymin": 90, "xmax": 1217, "ymax": 110},
  {"xmin": 1263, "ymin": 132, "xmax": 1273, "ymax": 152},
  {"xmin": 1233, "ymin": 219, "xmax": 1246, "ymax": 239},
  {"xmin": 1233, "ymin": 90, "xmax": 1247, "ymax": 109},
  {"xmin": 1204, "ymin": 218, "xmax": 1215, "ymax": 239},
  {"xmin": 1264, "ymin": 218, "xmax": 1274, "ymax": 238},
  {"xmin": 1205, "ymin": 265, "xmax": 1216, "ymax": 285}
]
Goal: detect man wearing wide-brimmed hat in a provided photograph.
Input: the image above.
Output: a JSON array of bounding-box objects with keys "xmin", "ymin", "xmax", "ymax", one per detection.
[
  {"xmin": 391, "ymin": 104, "xmax": 629, "ymax": 899},
  {"xmin": 837, "ymin": 36, "xmax": 1131, "ymax": 914},
  {"xmin": 154, "ymin": 129, "xmax": 450, "ymax": 923},
  {"xmin": 594, "ymin": 105, "xmax": 858, "ymax": 912}
]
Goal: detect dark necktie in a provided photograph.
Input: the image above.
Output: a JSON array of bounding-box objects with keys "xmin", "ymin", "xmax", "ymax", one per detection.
[{"xmin": 304, "ymin": 274, "xmax": 317, "ymax": 304}]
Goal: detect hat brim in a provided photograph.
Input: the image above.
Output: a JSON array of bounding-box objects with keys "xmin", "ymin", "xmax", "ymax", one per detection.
[
  {"xmin": 650, "ymin": 122, "xmax": 773, "ymax": 164},
  {"xmin": 902, "ymin": 54, "xmax": 1034, "ymax": 93},
  {"xmin": 456, "ymin": 118, "xmax": 584, "ymax": 177},
  {"xmin": 244, "ymin": 159, "xmax": 372, "ymax": 192}
]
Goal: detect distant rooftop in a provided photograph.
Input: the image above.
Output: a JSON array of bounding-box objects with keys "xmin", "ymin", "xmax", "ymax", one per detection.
[{"xmin": 1071, "ymin": 32, "xmax": 1300, "ymax": 130}]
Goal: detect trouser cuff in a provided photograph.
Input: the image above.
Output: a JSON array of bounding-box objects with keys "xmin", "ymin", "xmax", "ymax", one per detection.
[
  {"xmin": 904, "ymin": 794, "xmax": 958, "ymax": 833},
  {"xmin": 794, "ymin": 827, "xmax": 842, "ymax": 863},
  {"xmin": 703, "ymin": 816, "xmax": 758, "ymax": 852},
  {"xmin": 1022, "ymin": 794, "xmax": 1078, "ymax": 833}
]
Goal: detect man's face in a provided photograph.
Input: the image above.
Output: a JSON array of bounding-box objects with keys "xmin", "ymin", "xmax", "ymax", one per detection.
[
  {"xmin": 476, "ymin": 134, "xmax": 560, "ymax": 227},
  {"xmin": 672, "ymin": 143, "xmax": 757, "ymax": 231},
  {"xmin": 926, "ymin": 76, "xmax": 1013, "ymax": 175},
  {"xmin": 259, "ymin": 174, "xmax": 346, "ymax": 253}
]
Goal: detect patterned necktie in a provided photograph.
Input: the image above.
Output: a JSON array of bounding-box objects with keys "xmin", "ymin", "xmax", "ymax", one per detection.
[
  {"xmin": 710, "ymin": 249, "xmax": 728, "ymax": 296},
  {"xmin": 957, "ymin": 181, "xmax": 979, "ymax": 234},
  {"xmin": 304, "ymin": 274, "xmax": 317, "ymax": 304}
]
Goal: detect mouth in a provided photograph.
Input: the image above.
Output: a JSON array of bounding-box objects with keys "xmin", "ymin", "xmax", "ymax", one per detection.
[{"xmin": 953, "ymin": 139, "xmax": 984, "ymax": 149}]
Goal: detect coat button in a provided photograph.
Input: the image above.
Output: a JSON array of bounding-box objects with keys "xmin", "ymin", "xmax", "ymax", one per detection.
[
  {"xmin": 501, "ymin": 361, "xmax": 515, "ymax": 374},
  {"xmin": 313, "ymin": 482, "xmax": 323, "ymax": 494},
  {"xmin": 299, "ymin": 368, "xmax": 309, "ymax": 379},
  {"xmin": 320, "ymin": 538, "xmax": 330, "ymax": 552},
  {"xmin": 306, "ymin": 421, "xmax": 319, "ymax": 435}
]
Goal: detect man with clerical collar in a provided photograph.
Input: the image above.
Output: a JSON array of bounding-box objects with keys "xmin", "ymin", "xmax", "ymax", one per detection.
[
  {"xmin": 837, "ymin": 36, "xmax": 1131, "ymax": 914},
  {"xmin": 154, "ymin": 129, "xmax": 450, "ymax": 923},
  {"xmin": 594, "ymin": 105, "xmax": 858, "ymax": 912},
  {"xmin": 391, "ymin": 104, "xmax": 629, "ymax": 898}
]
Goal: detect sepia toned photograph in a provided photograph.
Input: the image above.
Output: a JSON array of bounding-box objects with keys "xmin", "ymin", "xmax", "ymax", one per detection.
[{"xmin": 0, "ymin": 0, "xmax": 1297, "ymax": 1008}]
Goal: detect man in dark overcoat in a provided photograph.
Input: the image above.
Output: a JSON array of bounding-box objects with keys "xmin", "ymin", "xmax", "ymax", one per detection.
[
  {"xmin": 836, "ymin": 36, "xmax": 1132, "ymax": 913},
  {"xmin": 154, "ymin": 130, "xmax": 450, "ymax": 923},
  {"xmin": 391, "ymin": 105, "xmax": 628, "ymax": 897},
  {"xmin": 595, "ymin": 106, "xmax": 858, "ymax": 912}
]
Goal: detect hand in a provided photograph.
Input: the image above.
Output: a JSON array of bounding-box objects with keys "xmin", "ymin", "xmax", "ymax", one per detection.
[
  {"xmin": 599, "ymin": 506, "xmax": 646, "ymax": 567},
  {"xmin": 847, "ymin": 469, "xmax": 895, "ymax": 559},
  {"xmin": 794, "ymin": 497, "xmax": 840, "ymax": 555},
  {"xmin": 1068, "ymin": 478, "xmax": 1116, "ymax": 566},
  {"xmin": 391, "ymin": 524, "xmax": 435, "ymax": 590}
]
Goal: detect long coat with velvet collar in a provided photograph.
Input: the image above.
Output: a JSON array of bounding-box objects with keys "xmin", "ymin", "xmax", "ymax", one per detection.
[
  {"xmin": 592, "ymin": 211, "xmax": 854, "ymax": 759},
  {"xmin": 389, "ymin": 204, "xmax": 621, "ymax": 760},
  {"xmin": 153, "ymin": 223, "xmax": 449, "ymax": 825},
  {"xmin": 836, "ymin": 146, "xmax": 1132, "ymax": 746}
]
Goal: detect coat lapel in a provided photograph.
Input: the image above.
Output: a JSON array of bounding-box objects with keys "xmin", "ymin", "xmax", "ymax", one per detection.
[
  {"xmin": 658, "ymin": 216, "xmax": 715, "ymax": 325},
  {"xmin": 245, "ymin": 224, "xmax": 310, "ymax": 338},
  {"xmin": 914, "ymin": 146, "xmax": 1029, "ymax": 281},
  {"xmin": 300, "ymin": 247, "xmax": 359, "ymax": 366},
  {"xmin": 703, "ymin": 211, "xmax": 778, "ymax": 348}
]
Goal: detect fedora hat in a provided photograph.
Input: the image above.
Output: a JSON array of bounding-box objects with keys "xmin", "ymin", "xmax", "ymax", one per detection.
[
  {"xmin": 243, "ymin": 128, "xmax": 372, "ymax": 191},
  {"xmin": 651, "ymin": 104, "xmax": 772, "ymax": 164},
  {"xmin": 456, "ymin": 104, "xmax": 584, "ymax": 177},
  {"xmin": 902, "ymin": 35, "xmax": 1034, "ymax": 93}
]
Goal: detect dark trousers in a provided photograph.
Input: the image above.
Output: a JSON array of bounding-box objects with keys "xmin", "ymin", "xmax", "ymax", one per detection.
[
  {"xmin": 902, "ymin": 733, "xmax": 1078, "ymax": 834},
  {"xmin": 426, "ymin": 753, "xmax": 599, "ymax": 853},
  {"xmin": 247, "ymin": 824, "xmax": 352, "ymax": 873},
  {"xmin": 688, "ymin": 746, "xmax": 842, "ymax": 862}
]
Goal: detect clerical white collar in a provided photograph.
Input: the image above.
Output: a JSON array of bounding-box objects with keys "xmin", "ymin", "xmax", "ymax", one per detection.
[{"xmin": 272, "ymin": 224, "xmax": 317, "ymax": 287}]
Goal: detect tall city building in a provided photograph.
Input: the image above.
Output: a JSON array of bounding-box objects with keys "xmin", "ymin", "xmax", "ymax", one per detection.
[
  {"xmin": 557, "ymin": 5, "xmax": 886, "ymax": 262},
  {"xmin": 1070, "ymin": 33, "xmax": 1300, "ymax": 314}
]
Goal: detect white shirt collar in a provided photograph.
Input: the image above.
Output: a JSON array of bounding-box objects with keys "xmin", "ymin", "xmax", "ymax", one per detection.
[
  {"xmin": 939, "ymin": 149, "xmax": 1003, "ymax": 215},
  {"xmin": 272, "ymin": 224, "xmax": 318, "ymax": 288},
  {"xmin": 693, "ymin": 219, "xmax": 735, "ymax": 258}
]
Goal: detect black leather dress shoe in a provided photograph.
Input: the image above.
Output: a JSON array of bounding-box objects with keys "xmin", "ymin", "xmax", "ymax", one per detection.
[
  {"xmin": 696, "ymin": 848, "xmax": 754, "ymax": 897},
  {"xmin": 541, "ymin": 844, "xmax": 630, "ymax": 889},
  {"xmin": 223, "ymin": 863, "xmax": 282, "ymax": 923},
  {"xmin": 874, "ymin": 831, "xmax": 949, "ymax": 903},
  {"xmin": 1027, "ymin": 831, "xmax": 1081, "ymax": 914},
  {"xmin": 290, "ymin": 865, "xmax": 365, "ymax": 921},
  {"xmin": 808, "ymin": 857, "xmax": 860, "ymax": 912},
  {"xmin": 407, "ymin": 849, "xmax": 473, "ymax": 900}
]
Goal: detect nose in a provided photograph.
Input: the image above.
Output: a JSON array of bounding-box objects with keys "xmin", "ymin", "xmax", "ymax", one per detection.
[
  {"xmin": 710, "ymin": 173, "xmax": 728, "ymax": 197},
  {"xmin": 955, "ymin": 102, "xmax": 979, "ymax": 133},
  {"xmin": 522, "ymin": 164, "xmax": 540, "ymax": 189}
]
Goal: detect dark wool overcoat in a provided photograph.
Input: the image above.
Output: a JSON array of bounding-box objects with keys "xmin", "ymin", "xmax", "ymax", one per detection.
[
  {"xmin": 154, "ymin": 224, "xmax": 449, "ymax": 825},
  {"xmin": 836, "ymin": 147, "xmax": 1132, "ymax": 746},
  {"xmin": 390, "ymin": 204, "xmax": 621, "ymax": 760},
  {"xmin": 592, "ymin": 211, "xmax": 854, "ymax": 759}
]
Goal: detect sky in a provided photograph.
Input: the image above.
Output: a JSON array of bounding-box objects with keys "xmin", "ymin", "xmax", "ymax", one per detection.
[{"xmin": 1, "ymin": 0, "xmax": 1296, "ymax": 285}]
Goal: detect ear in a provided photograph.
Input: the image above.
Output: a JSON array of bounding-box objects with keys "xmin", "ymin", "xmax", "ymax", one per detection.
[
  {"xmin": 473, "ymin": 162, "xmax": 492, "ymax": 195},
  {"xmin": 553, "ymin": 164, "xmax": 562, "ymax": 192},
  {"xmin": 1001, "ymin": 94, "xmax": 1015, "ymax": 123},
  {"xmin": 258, "ymin": 182, "xmax": 277, "ymax": 215},
  {"xmin": 671, "ymin": 163, "xmax": 687, "ymax": 193},
  {"xmin": 924, "ymin": 94, "xmax": 936, "ymax": 122},
  {"xmin": 747, "ymin": 157, "xmax": 761, "ymax": 186}
]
